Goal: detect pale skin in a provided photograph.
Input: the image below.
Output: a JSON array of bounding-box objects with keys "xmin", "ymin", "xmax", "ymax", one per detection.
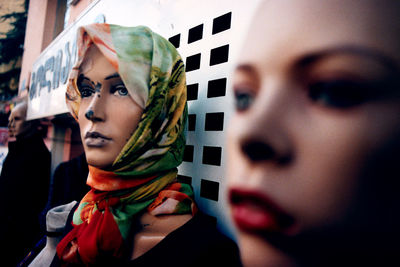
[
  {"xmin": 77, "ymin": 45, "xmax": 192, "ymax": 260},
  {"xmin": 8, "ymin": 102, "xmax": 35, "ymax": 142},
  {"xmin": 227, "ymin": 0, "xmax": 400, "ymax": 266}
]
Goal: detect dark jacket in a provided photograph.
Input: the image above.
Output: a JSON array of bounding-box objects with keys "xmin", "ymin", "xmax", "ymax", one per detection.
[
  {"xmin": 47, "ymin": 153, "xmax": 89, "ymax": 209},
  {"xmin": 0, "ymin": 133, "xmax": 51, "ymax": 266},
  {"xmin": 50, "ymin": 210, "xmax": 242, "ymax": 267}
]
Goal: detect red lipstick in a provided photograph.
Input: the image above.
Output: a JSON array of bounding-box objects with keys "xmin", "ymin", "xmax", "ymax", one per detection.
[{"xmin": 229, "ymin": 188, "xmax": 295, "ymax": 234}]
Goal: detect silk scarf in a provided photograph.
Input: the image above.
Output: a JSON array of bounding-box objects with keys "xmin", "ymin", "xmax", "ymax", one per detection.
[{"xmin": 57, "ymin": 23, "xmax": 195, "ymax": 265}]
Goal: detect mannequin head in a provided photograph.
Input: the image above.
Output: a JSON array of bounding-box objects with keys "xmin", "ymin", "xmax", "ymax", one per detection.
[
  {"xmin": 227, "ymin": 0, "xmax": 400, "ymax": 265},
  {"xmin": 66, "ymin": 24, "xmax": 187, "ymax": 176},
  {"xmin": 59, "ymin": 23, "xmax": 190, "ymax": 266},
  {"xmin": 77, "ymin": 45, "xmax": 143, "ymax": 169},
  {"xmin": 8, "ymin": 102, "xmax": 36, "ymax": 141}
]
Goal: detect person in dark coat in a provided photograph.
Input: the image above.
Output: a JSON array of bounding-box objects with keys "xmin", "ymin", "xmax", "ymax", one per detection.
[
  {"xmin": 0, "ymin": 102, "xmax": 51, "ymax": 266},
  {"xmin": 47, "ymin": 153, "xmax": 89, "ymax": 210},
  {"xmin": 37, "ymin": 152, "xmax": 89, "ymax": 239}
]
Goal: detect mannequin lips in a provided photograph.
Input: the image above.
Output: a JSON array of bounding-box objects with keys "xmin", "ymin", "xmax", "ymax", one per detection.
[
  {"xmin": 229, "ymin": 188, "xmax": 296, "ymax": 234},
  {"xmin": 85, "ymin": 131, "xmax": 111, "ymax": 147}
]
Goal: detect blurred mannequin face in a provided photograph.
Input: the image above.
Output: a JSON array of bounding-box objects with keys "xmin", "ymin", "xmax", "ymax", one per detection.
[
  {"xmin": 227, "ymin": 0, "xmax": 400, "ymax": 265},
  {"xmin": 77, "ymin": 45, "xmax": 143, "ymax": 169},
  {"xmin": 8, "ymin": 103, "xmax": 33, "ymax": 140}
]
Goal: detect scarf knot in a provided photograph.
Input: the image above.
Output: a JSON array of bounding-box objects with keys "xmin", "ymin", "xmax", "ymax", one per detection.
[
  {"xmin": 57, "ymin": 169, "xmax": 196, "ymax": 265},
  {"xmin": 80, "ymin": 191, "xmax": 121, "ymax": 224}
]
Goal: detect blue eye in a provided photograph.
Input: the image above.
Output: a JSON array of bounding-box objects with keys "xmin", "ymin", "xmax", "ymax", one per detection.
[
  {"xmin": 111, "ymin": 84, "xmax": 129, "ymax": 96},
  {"xmin": 78, "ymin": 86, "xmax": 94, "ymax": 98},
  {"xmin": 308, "ymin": 80, "xmax": 371, "ymax": 108},
  {"xmin": 234, "ymin": 91, "xmax": 254, "ymax": 111}
]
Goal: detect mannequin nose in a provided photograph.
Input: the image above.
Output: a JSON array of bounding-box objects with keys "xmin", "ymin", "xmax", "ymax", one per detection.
[
  {"xmin": 84, "ymin": 92, "xmax": 105, "ymax": 122},
  {"xmin": 241, "ymin": 141, "xmax": 275, "ymax": 162},
  {"xmin": 235, "ymin": 82, "xmax": 294, "ymax": 166},
  {"xmin": 85, "ymin": 110, "xmax": 95, "ymax": 120},
  {"xmin": 240, "ymin": 140, "xmax": 292, "ymax": 165}
]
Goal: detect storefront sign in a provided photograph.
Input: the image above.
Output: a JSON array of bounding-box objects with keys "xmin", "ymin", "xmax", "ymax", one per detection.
[
  {"xmin": 27, "ymin": 1, "xmax": 102, "ymax": 120},
  {"xmin": 27, "ymin": 36, "xmax": 77, "ymax": 120}
]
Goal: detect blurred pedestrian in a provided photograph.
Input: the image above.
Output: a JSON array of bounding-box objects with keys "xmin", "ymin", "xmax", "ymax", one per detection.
[{"xmin": 0, "ymin": 101, "xmax": 51, "ymax": 266}]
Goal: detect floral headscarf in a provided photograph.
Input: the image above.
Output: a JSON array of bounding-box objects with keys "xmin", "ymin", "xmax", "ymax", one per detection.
[{"xmin": 57, "ymin": 23, "xmax": 196, "ymax": 265}]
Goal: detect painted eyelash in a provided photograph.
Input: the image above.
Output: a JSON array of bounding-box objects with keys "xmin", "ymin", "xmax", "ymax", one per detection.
[{"xmin": 307, "ymin": 79, "xmax": 376, "ymax": 108}]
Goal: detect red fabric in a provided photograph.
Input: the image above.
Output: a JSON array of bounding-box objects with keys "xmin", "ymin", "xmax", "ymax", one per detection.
[
  {"xmin": 148, "ymin": 183, "xmax": 188, "ymax": 210},
  {"xmin": 56, "ymin": 169, "xmax": 160, "ymax": 266},
  {"xmin": 57, "ymin": 205, "xmax": 125, "ymax": 266},
  {"xmin": 148, "ymin": 183, "xmax": 198, "ymax": 215}
]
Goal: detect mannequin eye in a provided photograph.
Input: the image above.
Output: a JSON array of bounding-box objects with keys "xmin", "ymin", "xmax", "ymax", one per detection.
[
  {"xmin": 308, "ymin": 79, "xmax": 370, "ymax": 108},
  {"xmin": 234, "ymin": 91, "xmax": 255, "ymax": 111},
  {"xmin": 111, "ymin": 84, "xmax": 129, "ymax": 96},
  {"xmin": 77, "ymin": 74, "xmax": 95, "ymax": 98},
  {"xmin": 78, "ymin": 86, "xmax": 95, "ymax": 98}
]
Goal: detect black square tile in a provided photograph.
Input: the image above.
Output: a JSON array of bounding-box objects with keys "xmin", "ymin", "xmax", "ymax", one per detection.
[
  {"xmin": 168, "ymin": 34, "xmax": 181, "ymax": 48},
  {"xmin": 200, "ymin": 179, "xmax": 219, "ymax": 201},
  {"xmin": 188, "ymin": 24, "xmax": 203, "ymax": 44},
  {"xmin": 205, "ymin": 112, "xmax": 224, "ymax": 131},
  {"xmin": 187, "ymin": 83, "xmax": 198, "ymax": 101},
  {"xmin": 202, "ymin": 146, "xmax": 222, "ymax": 166},
  {"xmin": 212, "ymin": 12, "xmax": 232, "ymax": 34},
  {"xmin": 186, "ymin": 53, "xmax": 201, "ymax": 71},
  {"xmin": 210, "ymin": 45, "xmax": 229, "ymax": 66},
  {"xmin": 183, "ymin": 145, "xmax": 194, "ymax": 162},
  {"xmin": 188, "ymin": 114, "xmax": 196, "ymax": 131},
  {"xmin": 207, "ymin": 78, "xmax": 226, "ymax": 98}
]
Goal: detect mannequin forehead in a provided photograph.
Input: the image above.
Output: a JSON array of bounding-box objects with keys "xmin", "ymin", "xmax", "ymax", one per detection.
[
  {"xmin": 80, "ymin": 57, "xmax": 93, "ymax": 74},
  {"xmin": 78, "ymin": 44, "xmax": 119, "ymax": 88},
  {"xmin": 241, "ymin": 0, "xmax": 400, "ymax": 67},
  {"xmin": 80, "ymin": 45, "xmax": 103, "ymax": 75}
]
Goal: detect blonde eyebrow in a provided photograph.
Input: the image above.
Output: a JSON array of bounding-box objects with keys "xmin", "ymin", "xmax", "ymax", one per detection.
[
  {"xmin": 295, "ymin": 45, "xmax": 399, "ymax": 73},
  {"xmin": 235, "ymin": 64, "xmax": 257, "ymax": 74}
]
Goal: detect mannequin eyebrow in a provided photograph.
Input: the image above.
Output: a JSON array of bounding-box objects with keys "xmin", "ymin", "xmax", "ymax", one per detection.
[
  {"xmin": 77, "ymin": 73, "xmax": 120, "ymax": 84},
  {"xmin": 78, "ymin": 74, "xmax": 95, "ymax": 85},
  {"xmin": 295, "ymin": 45, "xmax": 399, "ymax": 73},
  {"xmin": 105, "ymin": 73, "xmax": 120, "ymax": 80},
  {"xmin": 234, "ymin": 64, "xmax": 259, "ymax": 79}
]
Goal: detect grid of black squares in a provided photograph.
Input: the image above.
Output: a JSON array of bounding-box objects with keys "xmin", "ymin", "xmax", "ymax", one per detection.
[{"xmin": 169, "ymin": 12, "xmax": 232, "ymax": 205}]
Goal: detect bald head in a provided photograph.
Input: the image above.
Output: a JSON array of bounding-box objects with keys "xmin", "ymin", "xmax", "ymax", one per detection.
[
  {"xmin": 8, "ymin": 102, "xmax": 34, "ymax": 140},
  {"xmin": 12, "ymin": 102, "xmax": 27, "ymax": 117}
]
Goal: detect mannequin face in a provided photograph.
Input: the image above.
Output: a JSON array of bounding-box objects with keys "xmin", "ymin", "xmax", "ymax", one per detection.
[
  {"xmin": 227, "ymin": 0, "xmax": 400, "ymax": 265},
  {"xmin": 77, "ymin": 45, "xmax": 143, "ymax": 169},
  {"xmin": 8, "ymin": 103, "xmax": 33, "ymax": 140}
]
